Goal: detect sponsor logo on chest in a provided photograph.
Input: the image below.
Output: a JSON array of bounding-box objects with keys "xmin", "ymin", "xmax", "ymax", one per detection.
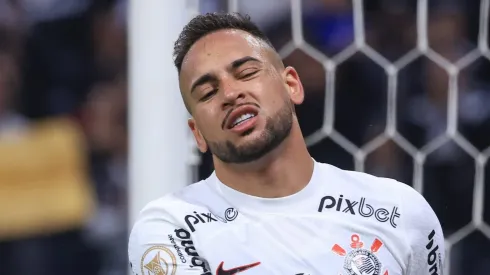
[
  {"xmin": 184, "ymin": 208, "xmax": 239, "ymax": 232},
  {"xmin": 318, "ymin": 194, "xmax": 401, "ymax": 228}
]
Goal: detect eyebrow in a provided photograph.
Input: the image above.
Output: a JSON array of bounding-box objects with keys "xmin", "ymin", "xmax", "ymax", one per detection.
[
  {"xmin": 190, "ymin": 56, "xmax": 261, "ymax": 94},
  {"xmin": 190, "ymin": 73, "xmax": 216, "ymax": 94},
  {"xmin": 229, "ymin": 56, "xmax": 261, "ymax": 70}
]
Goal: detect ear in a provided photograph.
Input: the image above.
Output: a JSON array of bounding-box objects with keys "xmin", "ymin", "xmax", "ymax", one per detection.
[
  {"xmin": 188, "ymin": 118, "xmax": 208, "ymax": 153},
  {"xmin": 283, "ymin": 66, "xmax": 305, "ymax": 105}
]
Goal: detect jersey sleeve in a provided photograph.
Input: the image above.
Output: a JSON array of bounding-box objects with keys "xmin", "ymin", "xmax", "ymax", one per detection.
[
  {"xmin": 128, "ymin": 200, "xmax": 212, "ymax": 275},
  {"xmin": 401, "ymin": 185, "xmax": 445, "ymax": 275}
]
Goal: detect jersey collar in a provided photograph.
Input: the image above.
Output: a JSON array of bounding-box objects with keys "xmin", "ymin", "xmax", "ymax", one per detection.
[{"xmin": 209, "ymin": 159, "xmax": 323, "ymax": 212}]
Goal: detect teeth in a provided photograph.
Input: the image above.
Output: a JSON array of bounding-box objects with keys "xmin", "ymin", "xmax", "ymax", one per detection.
[{"xmin": 232, "ymin": 113, "xmax": 255, "ymax": 127}]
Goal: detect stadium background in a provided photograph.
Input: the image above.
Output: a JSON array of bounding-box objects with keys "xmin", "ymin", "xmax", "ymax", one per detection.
[{"xmin": 0, "ymin": 0, "xmax": 489, "ymax": 274}]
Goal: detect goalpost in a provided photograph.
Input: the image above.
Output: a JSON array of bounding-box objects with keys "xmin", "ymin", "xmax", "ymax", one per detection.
[{"xmin": 128, "ymin": 0, "xmax": 189, "ymax": 227}]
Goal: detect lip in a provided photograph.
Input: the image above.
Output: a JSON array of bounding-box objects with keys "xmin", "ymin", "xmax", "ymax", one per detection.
[
  {"xmin": 229, "ymin": 115, "xmax": 258, "ymax": 135},
  {"xmin": 223, "ymin": 104, "xmax": 259, "ymax": 130}
]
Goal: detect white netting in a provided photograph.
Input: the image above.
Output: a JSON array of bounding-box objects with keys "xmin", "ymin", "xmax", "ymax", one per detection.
[{"xmin": 186, "ymin": 0, "xmax": 490, "ymax": 274}]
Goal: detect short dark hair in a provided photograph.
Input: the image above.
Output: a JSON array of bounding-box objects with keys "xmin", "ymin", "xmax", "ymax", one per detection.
[{"xmin": 173, "ymin": 12, "xmax": 274, "ymax": 73}]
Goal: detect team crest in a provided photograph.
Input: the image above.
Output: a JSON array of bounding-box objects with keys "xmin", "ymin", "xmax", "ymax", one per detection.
[
  {"xmin": 140, "ymin": 245, "xmax": 177, "ymax": 275},
  {"xmin": 332, "ymin": 234, "xmax": 388, "ymax": 275}
]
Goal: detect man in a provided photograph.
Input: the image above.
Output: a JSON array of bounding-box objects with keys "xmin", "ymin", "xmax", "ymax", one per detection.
[{"xmin": 129, "ymin": 12, "xmax": 444, "ymax": 275}]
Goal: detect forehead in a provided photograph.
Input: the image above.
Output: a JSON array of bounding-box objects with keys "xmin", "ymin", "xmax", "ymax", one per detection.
[{"xmin": 180, "ymin": 30, "xmax": 266, "ymax": 81}]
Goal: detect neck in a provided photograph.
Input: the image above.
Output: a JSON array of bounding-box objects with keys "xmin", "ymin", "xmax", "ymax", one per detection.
[{"xmin": 213, "ymin": 122, "xmax": 314, "ymax": 198}]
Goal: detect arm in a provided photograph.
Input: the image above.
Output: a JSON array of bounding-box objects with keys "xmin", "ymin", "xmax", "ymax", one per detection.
[
  {"xmin": 128, "ymin": 203, "xmax": 212, "ymax": 275},
  {"xmin": 402, "ymin": 186, "xmax": 445, "ymax": 275}
]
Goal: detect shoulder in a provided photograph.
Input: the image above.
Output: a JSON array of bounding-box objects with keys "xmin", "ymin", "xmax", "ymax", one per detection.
[
  {"xmin": 128, "ymin": 181, "xmax": 215, "ymax": 275},
  {"xmin": 316, "ymin": 161, "xmax": 421, "ymax": 199},
  {"xmin": 316, "ymin": 161, "xmax": 436, "ymax": 221},
  {"xmin": 130, "ymin": 179, "xmax": 214, "ymax": 241},
  {"xmin": 131, "ymin": 179, "xmax": 211, "ymax": 229}
]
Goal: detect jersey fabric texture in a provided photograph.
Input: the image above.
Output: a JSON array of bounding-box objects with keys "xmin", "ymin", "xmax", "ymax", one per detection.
[{"xmin": 128, "ymin": 160, "xmax": 445, "ymax": 275}]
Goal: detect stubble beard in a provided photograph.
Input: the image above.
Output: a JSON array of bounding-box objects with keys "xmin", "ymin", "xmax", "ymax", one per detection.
[{"xmin": 207, "ymin": 100, "xmax": 294, "ymax": 164}]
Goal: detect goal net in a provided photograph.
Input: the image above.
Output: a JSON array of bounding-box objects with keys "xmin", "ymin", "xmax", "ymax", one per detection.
[{"xmin": 186, "ymin": 0, "xmax": 490, "ymax": 274}]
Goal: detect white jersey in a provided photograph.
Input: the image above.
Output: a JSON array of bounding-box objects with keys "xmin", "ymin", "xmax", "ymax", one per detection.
[{"xmin": 129, "ymin": 160, "xmax": 445, "ymax": 275}]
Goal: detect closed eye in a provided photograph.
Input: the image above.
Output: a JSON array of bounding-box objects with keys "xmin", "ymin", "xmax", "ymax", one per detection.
[
  {"xmin": 239, "ymin": 70, "xmax": 259, "ymax": 79},
  {"xmin": 200, "ymin": 89, "xmax": 217, "ymax": 102}
]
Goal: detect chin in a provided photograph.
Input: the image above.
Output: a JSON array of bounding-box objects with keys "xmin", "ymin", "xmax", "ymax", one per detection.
[{"xmin": 234, "ymin": 127, "xmax": 266, "ymax": 143}]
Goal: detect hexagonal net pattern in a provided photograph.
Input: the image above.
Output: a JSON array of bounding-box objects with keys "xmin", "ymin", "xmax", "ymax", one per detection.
[{"xmin": 187, "ymin": 0, "xmax": 490, "ymax": 273}]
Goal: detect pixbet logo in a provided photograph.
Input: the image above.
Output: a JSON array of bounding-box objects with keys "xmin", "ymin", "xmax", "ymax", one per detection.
[
  {"xmin": 174, "ymin": 228, "xmax": 212, "ymax": 275},
  {"xmin": 185, "ymin": 211, "xmax": 220, "ymax": 232},
  {"xmin": 318, "ymin": 195, "xmax": 401, "ymax": 228},
  {"xmin": 426, "ymin": 230, "xmax": 441, "ymax": 275},
  {"xmin": 224, "ymin": 207, "xmax": 238, "ymax": 221},
  {"xmin": 185, "ymin": 208, "xmax": 238, "ymax": 232}
]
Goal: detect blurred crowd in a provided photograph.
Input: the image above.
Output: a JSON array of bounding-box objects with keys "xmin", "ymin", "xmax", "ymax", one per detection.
[
  {"xmin": 0, "ymin": 1, "xmax": 127, "ymax": 274},
  {"xmin": 0, "ymin": 0, "xmax": 488, "ymax": 274}
]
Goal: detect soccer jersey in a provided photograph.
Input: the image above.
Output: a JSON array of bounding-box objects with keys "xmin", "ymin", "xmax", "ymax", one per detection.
[{"xmin": 128, "ymin": 160, "xmax": 445, "ymax": 275}]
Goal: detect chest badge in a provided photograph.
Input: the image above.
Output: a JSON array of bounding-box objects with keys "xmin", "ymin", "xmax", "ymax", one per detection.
[{"xmin": 331, "ymin": 234, "xmax": 389, "ymax": 275}]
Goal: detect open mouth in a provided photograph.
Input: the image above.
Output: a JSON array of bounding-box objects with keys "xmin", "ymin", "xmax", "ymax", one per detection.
[
  {"xmin": 223, "ymin": 105, "xmax": 259, "ymax": 130},
  {"xmin": 230, "ymin": 113, "xmax": 256, "ymax": 128}
]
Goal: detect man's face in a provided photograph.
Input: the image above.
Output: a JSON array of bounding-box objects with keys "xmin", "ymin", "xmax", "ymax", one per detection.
[{"xmin": 179, "ymin": 30, "xmax": 304, "ymax": 164}]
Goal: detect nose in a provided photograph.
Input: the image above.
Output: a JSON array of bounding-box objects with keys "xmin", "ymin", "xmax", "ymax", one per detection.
[{"xmin": 221, "ymin": 83, "xmax": 245, "ymax": 109}]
